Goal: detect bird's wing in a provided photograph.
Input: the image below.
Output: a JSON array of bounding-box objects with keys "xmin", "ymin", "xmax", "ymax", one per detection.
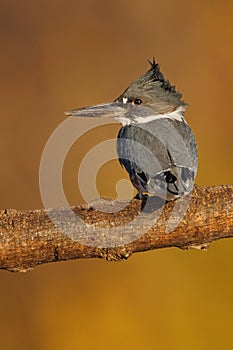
[{"xmin": 117, "ymin": 118, "xmax": 197, "ymax": 198}]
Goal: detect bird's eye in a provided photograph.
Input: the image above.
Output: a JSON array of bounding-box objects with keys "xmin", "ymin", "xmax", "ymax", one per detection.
[{"xmin": 134, "ymin": 98, "xmax": 142, "ymax": 105}]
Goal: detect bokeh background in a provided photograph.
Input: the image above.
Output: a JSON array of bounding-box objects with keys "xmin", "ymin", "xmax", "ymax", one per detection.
[{"xmin": 0, "ymin": 0, "xmax": 233, "ymax": 349}]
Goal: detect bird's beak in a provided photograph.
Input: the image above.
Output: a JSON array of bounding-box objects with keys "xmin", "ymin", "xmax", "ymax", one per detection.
[{"xmin": 65, "ymin": 102, "xmax": 128, "ymax": 119}]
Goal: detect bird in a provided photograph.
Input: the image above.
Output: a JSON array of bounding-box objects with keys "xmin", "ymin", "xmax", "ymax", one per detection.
[{"xmin": 66, "ymin": 59, "xmax": 198, "ymax": 202}]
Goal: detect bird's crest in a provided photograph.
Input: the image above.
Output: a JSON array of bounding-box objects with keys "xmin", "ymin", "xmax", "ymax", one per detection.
[{"xmin": 147, "ymin": 58, "xmax": 179, "ymax": 95}]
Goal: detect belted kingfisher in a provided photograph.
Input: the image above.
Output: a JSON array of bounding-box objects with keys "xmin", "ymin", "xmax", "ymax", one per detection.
[{"xmin": 66, "ymin": 59, "xmax": 198, "ymax": 201}]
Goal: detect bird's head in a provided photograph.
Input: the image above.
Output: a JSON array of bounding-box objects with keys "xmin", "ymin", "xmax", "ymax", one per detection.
[{"xmin": 66, "ymin": 59, "xmax": 186, "ymax": 125}]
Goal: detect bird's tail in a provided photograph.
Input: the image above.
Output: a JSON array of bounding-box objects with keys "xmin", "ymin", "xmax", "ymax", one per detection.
[{"xmin": 149, "ymin": 167, "xmax": 195, "ymax": 200}]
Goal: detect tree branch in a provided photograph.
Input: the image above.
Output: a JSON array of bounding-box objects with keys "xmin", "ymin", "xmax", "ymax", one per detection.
[{"xmin": 0, "ymin": 184, "xmax": 232, "ymax": 272}]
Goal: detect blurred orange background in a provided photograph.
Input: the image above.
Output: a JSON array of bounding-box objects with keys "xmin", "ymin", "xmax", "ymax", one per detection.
[{"xmin": 0, "ymin": 0, "xmax": 233, "ymax": 349}]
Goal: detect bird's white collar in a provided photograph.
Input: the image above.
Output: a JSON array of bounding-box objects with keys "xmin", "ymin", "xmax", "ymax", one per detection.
[{"xmin": 114, "ymin": 105, "xmax": 186, "ymax": 126}]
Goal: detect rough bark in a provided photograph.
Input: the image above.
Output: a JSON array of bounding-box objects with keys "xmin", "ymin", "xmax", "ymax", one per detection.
[{"xmin": 0, "ymin": 184, "xmax": 232, "ymax": 272}]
